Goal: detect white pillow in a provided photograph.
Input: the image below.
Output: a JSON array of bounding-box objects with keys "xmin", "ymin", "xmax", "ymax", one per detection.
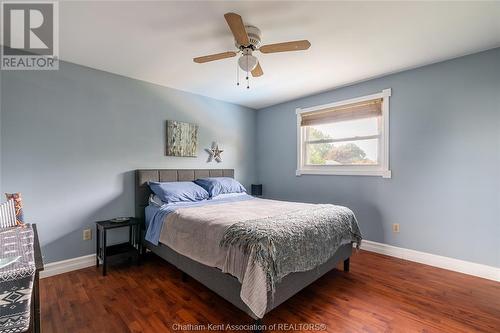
[
  {"xmin": 148, "ymin": 194, "xmax": 165, "ymax": 207},
  {"xmin": 210, "ymin": 192, "xmax": 248, "ymax": 200},
  {"xmin": 0, "ymin": 199, "xmax": 17, "ymax": 228}
]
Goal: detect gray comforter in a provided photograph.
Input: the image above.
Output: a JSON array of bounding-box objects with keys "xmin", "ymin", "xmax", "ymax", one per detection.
[{"xmin": 220, "ymin": 204, "xmax": 362, "ymax": 294}]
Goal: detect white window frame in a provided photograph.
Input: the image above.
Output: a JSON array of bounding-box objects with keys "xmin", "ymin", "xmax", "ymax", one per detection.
[{"xmin": 296, "ymin": 89, "xmax": 392, "ymax": 178}]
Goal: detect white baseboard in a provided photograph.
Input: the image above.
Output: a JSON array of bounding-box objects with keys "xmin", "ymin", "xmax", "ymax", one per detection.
[
  {"xmin": 40, "ymin": 242, "xmax": 500, "ymax": 283},
  {"xmin": 359, "ymin": 240, "xmax": 500, "ymax": 282},
  {"xmin": 40, "ymin": 254, "xmax": 96, "ymax": 279}
]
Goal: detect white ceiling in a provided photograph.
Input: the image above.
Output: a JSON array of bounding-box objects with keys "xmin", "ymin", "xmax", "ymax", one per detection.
[{"xmin": 59, "ymin": 1, "xmax": 500, "ymax": 109}]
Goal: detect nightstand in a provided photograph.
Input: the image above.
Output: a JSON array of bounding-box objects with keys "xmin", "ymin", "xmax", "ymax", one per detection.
[
  {"xmin": 95, "ymin": 218, "xmax": 141, "ymax": 276},
  {"xmin": 251, "ymin": 184, "xmax": 263, "ymax": 197}
]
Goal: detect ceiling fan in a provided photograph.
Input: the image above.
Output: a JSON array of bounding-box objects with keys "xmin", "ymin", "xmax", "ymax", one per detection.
[{"xmin": 193, "ymin": 12, "xmax": 311, "ymax": 87}]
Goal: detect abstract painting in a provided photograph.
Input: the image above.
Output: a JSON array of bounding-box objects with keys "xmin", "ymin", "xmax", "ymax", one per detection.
[{"xmin": 166, "ymin": 120, "xmax": 198, "ymax": 157}]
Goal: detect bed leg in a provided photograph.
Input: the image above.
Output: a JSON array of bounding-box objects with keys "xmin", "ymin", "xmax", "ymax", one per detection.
[
  {"xmin": 181, "ymin": 272, "xmax": 188, "ymax": 282},
  {"xmin": 343, "ymin": 258, "xmax": 350, "ymax": 272},
  {"xmin": 253, "ymin": 319, "xmax": 263, "ymax": 333}
]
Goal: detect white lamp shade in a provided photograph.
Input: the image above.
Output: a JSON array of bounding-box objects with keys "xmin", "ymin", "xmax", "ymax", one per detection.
[{"xmin": 238, "ymin": 54, "xmax": 258, "ymax": 72}]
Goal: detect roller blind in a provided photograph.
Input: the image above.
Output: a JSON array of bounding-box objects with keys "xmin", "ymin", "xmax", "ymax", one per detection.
[{"xmin": 300, "ymin": 98, "xmax": 382, "ymax": 126}]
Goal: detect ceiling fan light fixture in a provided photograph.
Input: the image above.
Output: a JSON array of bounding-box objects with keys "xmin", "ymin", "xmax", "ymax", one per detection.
[
  {"xmin": 238, "ymin": 54, "xmax": 258, "ymax": 72},
  {"xmin": 193, "ymin": 12, "xmax": 311, "ymax": 84}
]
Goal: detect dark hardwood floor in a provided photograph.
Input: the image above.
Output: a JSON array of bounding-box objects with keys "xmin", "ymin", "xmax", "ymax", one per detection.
[{"xmin": 40, "ymin": 250, "xmax": 500, "ymax": 332}]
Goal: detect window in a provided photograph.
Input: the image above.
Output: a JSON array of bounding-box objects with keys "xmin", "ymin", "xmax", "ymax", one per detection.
[{"xmin": 296, "ymin": 89, "xmax": 391, "ymax": 178}]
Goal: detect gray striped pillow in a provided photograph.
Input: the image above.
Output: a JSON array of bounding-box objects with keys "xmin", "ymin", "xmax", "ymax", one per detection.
[{"xmin": 0, "ymin": 199, "xmax": 17, "ymax": 228}]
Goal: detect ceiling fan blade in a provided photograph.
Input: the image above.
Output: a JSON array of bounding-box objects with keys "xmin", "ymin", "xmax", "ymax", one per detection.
[
  {"xmin": 224, "ymin": 12, "xmax": 250, "ymax": 46},
  {"xmin": 259, "ymin": 40, "xmax": 311, "ymax": 54},
  {"xmin": 251, "ymin": 62, "xmax": 263, "ymax": 77},
  {"xmin": 193, "ymin": 51, "xmax": 237, "ymax": 63}
]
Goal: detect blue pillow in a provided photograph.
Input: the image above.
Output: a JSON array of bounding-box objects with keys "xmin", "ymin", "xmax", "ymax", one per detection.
[
  {"xmin": 194, "ymin": 177, "xmax": 246, "ymax": 198},
  {"xmin": 148, "ymin": 181, "xmax": 209, "ymax": 203}
]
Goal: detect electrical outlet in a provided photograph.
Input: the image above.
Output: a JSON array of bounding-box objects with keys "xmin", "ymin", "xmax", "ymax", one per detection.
[
  {"xmin": 392, "ymin": 223, "xmax": 400, "ymax": 233},
  {"xmin": 83, "ymin": 228, "xmax": 92, "ymax": 240}
]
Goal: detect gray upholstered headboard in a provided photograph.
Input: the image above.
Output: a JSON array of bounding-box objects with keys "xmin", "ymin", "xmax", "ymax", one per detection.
[{"xmin": 135, "ymin": 169, "xmax": 235, "ymax": 219}]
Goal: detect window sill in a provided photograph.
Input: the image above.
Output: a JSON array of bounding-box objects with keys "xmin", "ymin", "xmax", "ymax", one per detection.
[{"xmin": 296, "ymin": 169, "xmax": 392, "ymax": 178}]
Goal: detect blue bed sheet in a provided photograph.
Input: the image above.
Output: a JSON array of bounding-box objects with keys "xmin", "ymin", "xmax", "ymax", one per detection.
[{"xmin": 144, "ymin": 194, "xmax": 255, "ymax": 245}]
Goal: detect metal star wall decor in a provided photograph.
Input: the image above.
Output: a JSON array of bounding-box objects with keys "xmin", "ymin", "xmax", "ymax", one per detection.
[{"xmin": 206, "ymin": 143, "xmax": 224, "ymax": 163}]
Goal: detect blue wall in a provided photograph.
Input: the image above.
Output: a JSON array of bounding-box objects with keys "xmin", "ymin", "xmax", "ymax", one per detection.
[
  {"xmin": 2, "ymin": 49, "xmax": 498, "ymax": 268},
  {"xmin": 256, "ymin": 48, "xmax": 500, "ymax": 267},
  {"xmin": 1, "ymin": 61, "xmax": 257, "ymax": 263}
]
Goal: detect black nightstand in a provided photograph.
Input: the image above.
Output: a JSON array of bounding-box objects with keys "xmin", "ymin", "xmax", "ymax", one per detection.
[
  {"xmin": 251, "ymin": 184, "xmax": 263, "ymax": 197},
  {"xmin": 95, "ymin": 218, "xmax": 141, "ymax": 276}
]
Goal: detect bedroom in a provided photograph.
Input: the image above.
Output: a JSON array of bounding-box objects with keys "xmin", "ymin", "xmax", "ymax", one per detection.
[{"xmin": 0, "ymin": 1, "xmax": 499, "ymax": 332}]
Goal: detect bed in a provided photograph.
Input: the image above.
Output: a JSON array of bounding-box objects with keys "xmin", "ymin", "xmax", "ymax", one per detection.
[{"xmin": 135, "ymin": 169, "xmax": 360, "ymax": 328}]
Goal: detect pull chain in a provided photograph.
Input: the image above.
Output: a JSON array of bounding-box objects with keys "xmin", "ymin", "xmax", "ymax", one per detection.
[
  {"xmin": 236, "ymin": 59, "xmax": 240, "ymax": 86},
  {"xmin": 246, "ymin": 55, "xmax": 250, "ymax": 89}
]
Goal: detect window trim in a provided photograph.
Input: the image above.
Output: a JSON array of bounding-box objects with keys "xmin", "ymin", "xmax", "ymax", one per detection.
[{"xmin": 296, "ymin": 89, "xmax": 392, "ymax": 178}]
